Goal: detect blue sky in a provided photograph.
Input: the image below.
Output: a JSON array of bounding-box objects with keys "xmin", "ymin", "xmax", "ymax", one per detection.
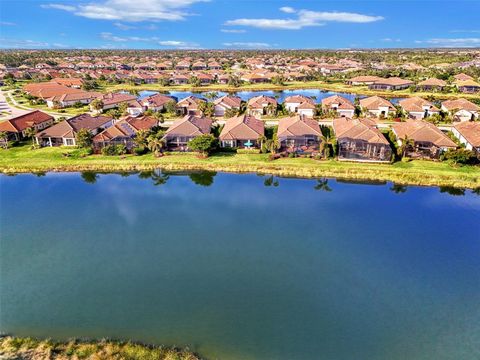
[{"xmin": 1, "ymin": 0, "xmax": 479, "ymax": 49}]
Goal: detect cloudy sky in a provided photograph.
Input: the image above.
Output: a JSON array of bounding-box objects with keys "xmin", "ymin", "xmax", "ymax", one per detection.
[{"xmin": 1, "ymin": 0, "xmax": 479, "ymax": 49}]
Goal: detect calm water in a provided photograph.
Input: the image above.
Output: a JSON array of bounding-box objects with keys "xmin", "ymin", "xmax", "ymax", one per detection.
[
  {"xmin": 136, "ymin": 89, "xmax": 402, "ymax": 104},
  {"xmin": 1, "ymin": 172, "xmax": 479, "ymax": 360}
]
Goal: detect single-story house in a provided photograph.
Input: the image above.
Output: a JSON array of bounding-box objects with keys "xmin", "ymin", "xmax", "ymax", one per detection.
[
  {"xmin": 247, "ymin": 95, "xmax": 278, "ymax": 118},
  {"xmin": 219, "ymin": 114, "xmax": 264, "ymax": 149},
  {"xmin": 176, "ymin": 96, "xmax": 206, "ymax": 116},
  {"xmin": 417, "ymin": 78, "xmax": 447, "ymax": 91},
  {"xmin": 214, "ymin": 95, "xmax": 242, "ymax": 117},
  {"xmin": 163, "ymin": 115, "xmax": 212, "ymax": 150},
  {"xmin": 452, "ymin": 122, "xmax": 480, "ymax": 153},
  {"xmin": 455, "ymin": 79, "xmax": 480, "ymax": 93},
  {"xmin": 46, "ymin": 91, "xmax": 100, "ymax": 108},
  {"xmin": 321, "ymin": 95, "xmax": 355, "ymax": 118},
  {"xmin": 36, "ymin": 113, "xmax": 113, "ymax": 147},
  {"xmin": 392, "ymin": 120, "xmax": 457, "ymax": 159},
  {"xmin": 0, "ymin": 110, "xmax": 54, "ymax": 143},
  {"xmin": 93, "ymin": 115, "xmax": 158, "ymax": 151},
  {"xmin": 333, "ymin": 117, "xmax": 392, "ymax": 162},
  {"xmin": 454, "ymin": 73, "xmax": 474, "ymax": 82},
  {"xmin": 398, "ymin": 97, "xmax": 439, "ymax": 119},
  {"xmin": 277, "ymin": 116, "xmax": 322, "ymax": 152},
  {"xmin": 142, "ymin": 93, "xmax": 176, "ymax": 111},
  {"xmin": 368, "ymin": 77, "xmax": 415, "ymax": 90},
  {"xmin": 170, "ymin": 74, "xmax": 189, "ymax": 85},
  {"xmin": 284, "ymin": 95, "xmax": 316, "ymax": 117},
  {"xmin": 359, "ymin": 96, "xmax": 395, "ymax": 118},
  {"xmin": 94, "ymin": 93, "xmax": 137, "ymax": 111},
  {"xmin": 441, "ymin": 98, "xmax": 479, "ymax": 122},
  {"xmin": 345, "ymin": 76, "xmax": 382, "ymax": 86}
]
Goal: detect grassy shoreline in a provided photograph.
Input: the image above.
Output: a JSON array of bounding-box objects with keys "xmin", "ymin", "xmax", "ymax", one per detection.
[
  {"xmin": 1, "ymin": 145, "xmax": 479, "ymax": 189},
  {"xmin": 0, "ymin": 336, "xmax": 201, "ymax": 360}
]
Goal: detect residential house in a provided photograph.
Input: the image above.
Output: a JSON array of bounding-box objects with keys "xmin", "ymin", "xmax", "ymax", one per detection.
[
  {"xmin": 455, "ymin": 79, "xmax": 480, "ymax": 93},
  {"xmin": 398, "ymin": 97, "xmax": 439, "ymax": 119},
  {"xmin": 247, "ymin": 95, "xmax": 278, "ymax": 118},
  {"xmin": 126, "ymin": 99, "xmax": 145, "ymax": 117},
  {"xmin": 142, "ymin": 93, "xmax": 176, "ymax": 111},
  {"xmin": 333, "ymin": 117, "xmax": 392, "ymax": 162},
  {"xmin": 175, "ymin": 61, "xmax": 190, "ymax": 71},
  {"xmin": 359, "ymin": 96, "xmax": 395, "ymax": 118},
  {"xmin": 176, "ymin": 96, "xmax": 206, "ymax": 116},
  {"xmin": 191, "ymin": 61, "xmax": 207, "ymax": 71},
  {"xmin": 277, "ymin": 115, "xmax": 322, "ymax": 152},
  {"xmin": 93, "ymin": 93, "xmax": 137, "ymax": 111},
  {"xmin": 417, "ymin": 78, "xmax": 447, "ymax": 91},
  {"xmin": 441, "ymin": 98, "xmax": 479, "ymax": 122},
  {"xmin": 368, "ymin": 77, "xmax": 414, "ymax": 90},
  {"xmin": 46, "ymin": 91, "xmax": 100, "ymax": 108},
  {"xmin": 345, "ymin": 76, "xmax": 382, "ymax": 86},
  {"xmin": 219, "ymin": 115, "xmax": 264, "ymax": 149},
  {"xmin": 163, "ymin": 115, "xmax": 212, "ymax": 150},
  {"xmin": 36, "ymin": 113, "xmax": 113, "ymax": 147},
  {"xmin": 284, "ymin": 95, "xmax": 316, "ymax": 117},
  {"xmin": 93, "ymin": 115, "xmax": 158, "ymax": 151},
  {"xmin": 0, "ymin": 110, "xmax": 54, "ymax": 143},
  {"xmin": 170, "ymin": 73, "xmax": 189, "ymax": 85},
  {"xmin": 321, "ymin": 95, "xmax": 355, "ymax": 118},
  {"xmin": 392, "ymin": 120, "xmax": 457, "ymax": 159},
  {"xmin": 50, "ymin": 77, "xmax": 84, "ymax": 88},
  {"xmin": 452, "ymin": 122, "xmax": 480, "ymax": 153},
  {"xmin": 454, "ymin": 73, "xmax": 474, "ymax": 82},
  {"xmin": 214, "ymin": 95, "xmax": 242, "ymax": 117}
]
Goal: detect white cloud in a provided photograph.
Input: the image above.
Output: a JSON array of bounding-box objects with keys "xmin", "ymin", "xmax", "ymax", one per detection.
[
  {"xmin": 0, "ymin": 37, "xmax": 71, "ymax": 49},
  {"xmin": 41, "ymin": 4, "xmax": 76, "ymax": 11},
  {"xmin": 114, "ymin": 22, "xmax": 136, "ymax": 30},
  {"xmin": 41, "ymin": 0, "xmax": 208, "ymax": 22},
  {"xmin": 449, "ymin": 30, "xmax": 480, "ymax": 34},
  {"xmin": 223, "ymin": 42, "xmax": 274, "ymax": 49},
  {"xmin": 225, "ymin": 8, "xmax": 384, "ymax": 30},
  {"xmin": 415, "ymin": 38, "xmax": 480, "ymax": 48},
  {"xmin": 100, "ymin": 32, "xmax": 198, "ymax": 48},
  {"xmin": 280, "ymin": 6, "xmax": 296, "ymax": 14},
  {"xmin": 381, "ymin": 38, "xmax": 401, "ymax": 42},
  {"xmin": 221, "ymin": 29, "xmax": 246, "ymax": 33},
  {"xmin": 0, "ymin": 21, "xmax": 17, "ymax": 26}
]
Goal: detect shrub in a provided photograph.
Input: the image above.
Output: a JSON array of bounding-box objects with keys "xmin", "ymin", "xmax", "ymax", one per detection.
[
  {"xmin": 188, "ymin": 134, "xmax": 218, "ymax": 156},
  {"xmin": 133, "ymin": 146, "xmax": 147, "ymax": 156},
  {"xmin": 101, "ymin": 144, "xmax": 127, "ymax": 156},
  {"xmin": 442, "ymin": 148, "xmax": 478, "ymax": 165},
  {"xmin": 237, "ymin": 148, "xmax": 261, "ymax": 154}
]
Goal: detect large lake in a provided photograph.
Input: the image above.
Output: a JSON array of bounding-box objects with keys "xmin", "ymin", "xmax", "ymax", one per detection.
[{"xmin": 1, "ymin": 172, "xmax": 479, "ymax": 360}]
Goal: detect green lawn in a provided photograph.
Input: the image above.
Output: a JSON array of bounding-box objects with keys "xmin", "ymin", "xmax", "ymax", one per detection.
[{"xmin": 1, "ymin": 144, "xmax": 479, "ymax": 189}]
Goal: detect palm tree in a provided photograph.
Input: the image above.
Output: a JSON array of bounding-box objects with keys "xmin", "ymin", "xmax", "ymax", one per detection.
[
  {"xmin": 147, "ymin": 135, "xmax": 165, "ymax": 157},
  {"xmin": 266, "ymin": 102, "xmax": 277, "ymax": 116},
  {"xmin": 268, "ymin": 135, "xmax": 280, "ymax": 154},
  {"xmin": 257, "ymin": 135, "xmax": 267, "ymax": 153},
  {"xmin": 90, "ymin": 99, "xmax": 104, "ymax": 112},
  {"xmin": 264, "ymin": 175, "xmax": 279, "ymax": 187},
  {"xmin": 398, "ymin": 136, "xmax": 415, "ymax": 159},
  {"xmin": 24, "ymin": 127, "xmax": 37, "ymax": 147},
  {"xmin": 318, "ymin": 133, "xmax": 336, "ymax": 159}
]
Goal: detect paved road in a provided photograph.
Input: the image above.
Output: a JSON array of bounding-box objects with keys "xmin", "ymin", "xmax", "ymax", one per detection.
[{"xmin": 0, "ymin": 89, "xmax": 29, "ymax": 120}]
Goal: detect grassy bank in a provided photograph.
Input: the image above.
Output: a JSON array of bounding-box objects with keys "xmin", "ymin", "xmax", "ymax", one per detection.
[
  {"xmin": 1, "ymin": 144, "xmax": 479, "ymax": 189},
  {"xmin": 0, "ymin": 336, "xmax": 200, "ymax": 360},
  {"xmin": 102, "ymin": 81, "xmax": 480, "ymax": 101}
]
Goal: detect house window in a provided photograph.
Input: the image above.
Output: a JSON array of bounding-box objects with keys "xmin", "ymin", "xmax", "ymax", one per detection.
[{"xmin": 65, "ymin": 138, "xmax": 75, "ymax": 146}]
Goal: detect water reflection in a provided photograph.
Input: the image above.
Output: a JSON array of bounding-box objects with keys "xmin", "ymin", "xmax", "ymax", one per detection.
[
  {"xmin": 390, "ymin": 183, "xmax": 408, "ymax": 194},
  {"xmin": 314, "ymin": 178, "xmax": 332, "ymax": 192},
  {"xmin": 74, "ymin": 170, "xmax": 479, "ymax": 198}
]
